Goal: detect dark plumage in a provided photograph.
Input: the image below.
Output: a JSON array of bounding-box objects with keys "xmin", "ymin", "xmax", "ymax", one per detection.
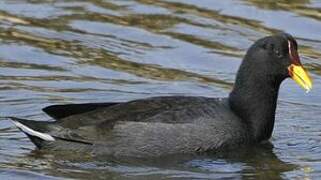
[{"xmin": 11, "ymin": 33, "xmax": 312, "ymax": 157}]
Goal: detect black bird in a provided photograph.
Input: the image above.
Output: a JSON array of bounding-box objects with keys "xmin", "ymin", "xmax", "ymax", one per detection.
[{"xmin": 11, "ymin": 33, "xmax": 312, "ymax": 157}]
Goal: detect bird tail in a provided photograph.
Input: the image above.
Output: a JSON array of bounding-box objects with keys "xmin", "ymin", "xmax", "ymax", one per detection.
[
  {"xmin": 9, "ymin": 117, "xmax": 93, "ymax": 152},
  {"xmin": 10, "ymin": 117, "xmax": 55, "ymax": 149}
]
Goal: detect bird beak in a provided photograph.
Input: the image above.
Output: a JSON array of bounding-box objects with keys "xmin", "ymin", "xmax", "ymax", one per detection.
[
  {"xmin": 288, "ymin": 64, "xmax": 312, "ymax": 92},
  {"xmin": 287, "ymin": 40, "xmax": 312, "ymax": 92}
]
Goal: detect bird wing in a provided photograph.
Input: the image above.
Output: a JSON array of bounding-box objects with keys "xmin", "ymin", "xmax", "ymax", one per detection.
[
  {"xmin": 42, "ymin": 102, "xmax": 119, "ymax": 119},
  {"xmin": 51, "ymin": 96, "xmax": 229, "ymax": 141},
  {"xmin": 56, "ymin": 96, "xmax": 225, "ymax": 128}
]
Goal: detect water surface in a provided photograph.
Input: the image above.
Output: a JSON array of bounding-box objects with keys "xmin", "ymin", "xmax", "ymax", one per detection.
[{"xmin": 0, "ymin": 0, "xmax": 320, "ymax": 179}]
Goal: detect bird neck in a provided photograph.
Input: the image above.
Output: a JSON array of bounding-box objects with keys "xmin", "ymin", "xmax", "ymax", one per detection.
[{"xmin": 228, "ymin": 66, "xmax": 282, "ymax": 142}]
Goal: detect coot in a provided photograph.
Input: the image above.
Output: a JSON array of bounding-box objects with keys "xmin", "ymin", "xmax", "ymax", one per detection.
[{"xmin": 11, "ymin": 33, "xmax": 312, "ymax": 157}]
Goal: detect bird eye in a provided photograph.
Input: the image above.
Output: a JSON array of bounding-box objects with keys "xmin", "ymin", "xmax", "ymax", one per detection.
[{"xmin": 275, "ymin": 49, "xmax": 282, "ymax": 58}]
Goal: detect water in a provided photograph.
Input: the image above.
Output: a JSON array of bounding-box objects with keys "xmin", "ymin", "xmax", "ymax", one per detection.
[{"xmin": 0, "ymin": 0, "xmax": 320, "ymax": 179}]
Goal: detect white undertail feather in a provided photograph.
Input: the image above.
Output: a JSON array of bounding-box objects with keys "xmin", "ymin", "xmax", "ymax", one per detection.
[{"xmin": 12, "ymin": 120, "xmax": 55, "ymax": 141}]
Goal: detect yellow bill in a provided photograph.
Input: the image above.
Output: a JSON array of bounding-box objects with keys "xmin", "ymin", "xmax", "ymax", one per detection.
[{"xmin": 288, "ymin": 64, "xmax": 313, "ymax": 92}]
